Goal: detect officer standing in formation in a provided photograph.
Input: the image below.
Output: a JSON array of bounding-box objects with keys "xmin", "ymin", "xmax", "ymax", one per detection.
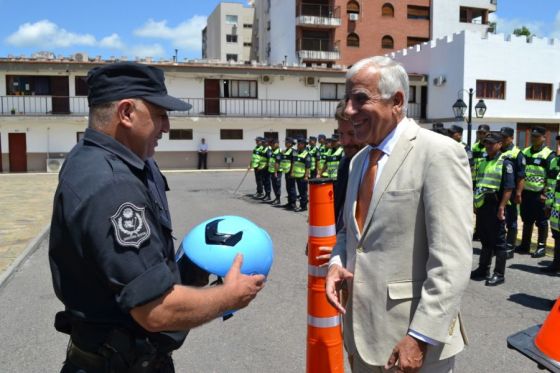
[
  {"xmin": 544, "ymin": 143, "xmax": 560, "ymax": 273},
  {"xmin": 290, "ymin": 137, "xmax": 311, "ymax": 211},
  {"xmin": 516, "ymin": 126, "xmax": 555, "ymax": 258},
  {"xmin": 472, "ymin": 124, "xmax": 490, "ymax": 177},
  {"xmin": 307, "ymin": 136, "xmax": 319, "ymax": 179},
  {"xmin": 280, "ymin": 137, "xmax": 298, "ymax": 209},
  {"xmin": 267, "ymin": 138, "xmax": 282, "ymax": 205},
  {"xmin": 500, "ymin": 127, "xmax": 526, "ymax": 257},
  {"xmin": 49, "ymin": 62, "xmax": 265, "ymax": 372},
  {"xmin": 471, "ymin": 132, "xmax": 515, "ymax": 286},
  {"xmin": 249, "ymin": 136, "xmax": 265, "ymax": 198},
  {"xmin": 325, "ymin": 134, "xmax": 344, "ymax": 180}
]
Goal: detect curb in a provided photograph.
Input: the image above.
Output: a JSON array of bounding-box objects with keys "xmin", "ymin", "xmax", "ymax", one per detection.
[{"xmin": 0, "ymin": 224, "xmax": 50, "ymax": 290}]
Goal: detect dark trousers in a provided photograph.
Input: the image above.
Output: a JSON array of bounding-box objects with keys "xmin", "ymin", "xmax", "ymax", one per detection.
[
  {"xmin": 505, "ymin": 203, "xmax": 518, "ymax": 230},
  {"xmin": 270, "ymin": 172, "xmax": 281, "ymax": 198},
  {"xmin": 295, "ymin": 178, "xmax": 308, "ymax": 207},
  {"xmin": 285, "ymin": 174, "xmax": 296, "ymax": 203},
  {"xmin": 309, "ymin": 168, "xmax": 317, "ymax": 179},
  {"xmin": 197, "ymin": 152, "xmax": 207, "ymax": 169},
  {"xmin": 262, "ymin": 169, "xmax": 271, "ymax": 195},
  {"xmin": 254, "ymin": 169, "xmax": 264, "ymax": 194},
  {"xmin": 520, "ymin": 190, "xmax": 548, "ymax": 228},
  {"xmin": 476, "ymin": 201, "xmax": 507, "ymax": 274}
]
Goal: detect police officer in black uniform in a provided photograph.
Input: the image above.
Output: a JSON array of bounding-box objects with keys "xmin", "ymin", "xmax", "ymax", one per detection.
[{"xmin": 49, "ymin": 62, "xmax": 265, "ymax": 373}]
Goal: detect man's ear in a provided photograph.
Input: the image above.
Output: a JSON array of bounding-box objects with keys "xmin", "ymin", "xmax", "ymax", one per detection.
[
  {"xmin": 392, "ymin": 91, "xmax": 405, "ymax": 116},
  {"xmin": 116, "ymin": 99, "xmax": 135, "ymax": 129}
]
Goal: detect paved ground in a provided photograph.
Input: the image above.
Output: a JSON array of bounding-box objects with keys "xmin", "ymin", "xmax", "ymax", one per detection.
[{"xmin": 0, "ymin": 171, "xmax": 559, "ymax": 372}]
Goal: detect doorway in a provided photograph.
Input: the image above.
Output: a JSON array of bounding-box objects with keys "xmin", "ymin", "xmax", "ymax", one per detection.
[
  {"xmin": 204, "ymin": 79, "xmax": 220, "ymax": 115},
  {"xmin": 8, "ymin": 133, "xmax": 27, "ymax": 172},
  {"xmin": 51, "ymin": 76, "xmax": 70, "ymax": 114}
]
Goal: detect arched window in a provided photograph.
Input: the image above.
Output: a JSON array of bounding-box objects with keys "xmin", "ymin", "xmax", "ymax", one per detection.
[
  {"xmin": 347, "ymin": 0, "xmax": 360, "ymax": 14},
  {"xmin": 381, "ymin": 35, "xmax": 394, "ymax": 49},
  {"xmin": 347, "ymin": 33, "xmax": 360, "ymax": 47},
  {"xmin": 382, "ymin": 3, "xmax": 394, "ymax": 17}
]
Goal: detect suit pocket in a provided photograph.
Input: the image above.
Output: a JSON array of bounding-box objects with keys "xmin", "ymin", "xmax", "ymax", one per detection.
[{"xmin": 387, "ymin": 279, "xmax": 423, "ymax": 300}]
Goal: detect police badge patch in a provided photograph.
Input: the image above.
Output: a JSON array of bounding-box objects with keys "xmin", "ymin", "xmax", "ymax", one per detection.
[{"xmin": 110, "ymin": 202, "xmax": 151, "ymax": 248}]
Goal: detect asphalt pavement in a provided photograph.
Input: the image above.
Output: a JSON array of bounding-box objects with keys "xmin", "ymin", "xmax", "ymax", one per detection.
[{"xmin": 0, "ymin": 171, "xmax": 558, "ymax": 372}]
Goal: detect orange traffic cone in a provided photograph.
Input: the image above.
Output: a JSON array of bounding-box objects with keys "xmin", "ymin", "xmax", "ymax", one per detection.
[
  {"xmin": 535, "ymin": 298, "xmax": 560, "ymax": 362},
  {"xmin": 306, "ymin": 179, "xmax": 344, "ymax": 373}
]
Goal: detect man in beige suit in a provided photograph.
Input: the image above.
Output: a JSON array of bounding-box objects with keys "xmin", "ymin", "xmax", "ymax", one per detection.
[{"xmin": 326, "ymin": 56, "xmax": 473, "ymax": 372}]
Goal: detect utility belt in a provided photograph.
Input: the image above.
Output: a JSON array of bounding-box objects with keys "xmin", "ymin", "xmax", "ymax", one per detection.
[{"xmin": 56, "ymin": 312, "xmax": 174, "ymax": 373}]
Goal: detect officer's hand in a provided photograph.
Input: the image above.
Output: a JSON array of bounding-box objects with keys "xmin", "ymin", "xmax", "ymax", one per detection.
[
  {"xmin": 325, "ymin": 264, "xmax": 353, "ymax": 314},
  {"xmin": 515, "ymin": 193, "xmax": 522, "ymax": 205},
  {"xmin": 223, "ymin": 254, "xmax": 266, "ymax": 310},
  {"xmin": 497, "ymin": 206, "xmax": 506, "ymax": 221},
  {"xmin": 540, "ymin": 193, "xmax": 547, "ymax": 203},
  {"xmin": 385, "ymin": 335, "xmax": 427, "ymax": 373},
  {"xmin": 316, "ymin": 246, "xmax": 333, "ymax": 267}
]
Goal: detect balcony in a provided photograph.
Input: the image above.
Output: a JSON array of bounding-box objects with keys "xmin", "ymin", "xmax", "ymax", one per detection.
[
  {"xmin": 297, "ymin": 38, "xmax": 340, "ymax": 61},
  {"xmin": 0, "ymin": 96, "xmax": 425, "ymax": 120},
  {"xmin": 296, "ymin": 3, "xmax": 341, "ymax": 28}
]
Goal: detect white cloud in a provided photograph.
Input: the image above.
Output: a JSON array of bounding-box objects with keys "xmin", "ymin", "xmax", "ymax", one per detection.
[
  {"xmin": 134, "ymin": 16, "xmax": 207, "ymax": 51},
  {"xmin": 128, "ymin": 44, "xmax": 166, "ymax": 58},
  {"xmin": 99, "ymin": 33, "xmax": 124, "ymax": 49},
  {"xmin": 552, "ymin": 11, "xmax": 560, "ymax": 39},
  {"xmin": 6, "ymin": 20, "xmax": 96, "ymax": 48},
  {"xmin": 488, "ymin": 13, "xmax": 545, "ymax": 37}
]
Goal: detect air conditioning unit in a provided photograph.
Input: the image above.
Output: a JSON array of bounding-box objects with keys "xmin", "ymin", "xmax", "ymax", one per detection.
[
  {"xmin": 46, "ymin": 158, "xmax": 64, "ymax": 173},
  {"xmin": 348, "ymin": 13, "xmax": 359, "ymax": 21},
  {"xmin": 433, "ymin": 75, "xmax": 446, "ymax": 86},
  {"xmin": 304, "ymin": 76, "xmax": 317, "ymax": 86},
  {"xmin": 261, "ymin": 75, "xmax": 273, "ymax": 84},
  {"xmin": 74, "ymin": 52, "xmax": 88, "ymax": 62}
]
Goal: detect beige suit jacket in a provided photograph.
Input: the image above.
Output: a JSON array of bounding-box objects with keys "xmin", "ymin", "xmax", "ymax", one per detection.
[{"xmin": 332, "ymin": 118, "xmax": 473, "ymax": 366}]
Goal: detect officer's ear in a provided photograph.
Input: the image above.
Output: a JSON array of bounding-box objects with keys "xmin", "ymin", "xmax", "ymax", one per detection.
[{"xmin": 116, "ymin": 99, "xmax": 136, "ymax": 129}]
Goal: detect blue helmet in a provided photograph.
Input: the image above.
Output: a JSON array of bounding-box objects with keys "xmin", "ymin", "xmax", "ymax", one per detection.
[{"xmin": 176, "ymin": 215, "xmax": 274, "ymax": 278}]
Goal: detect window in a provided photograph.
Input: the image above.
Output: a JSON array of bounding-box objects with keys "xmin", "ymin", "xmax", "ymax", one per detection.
[
  {"xmin": 407, "ymin": 37, "xmax": 429, "ymax": 47},
  {"xmin": 243, "ymin": 42, "xmax": 252, "ymax": 47},
  {"xmin": 6, "ymin": 75, "xmax": 52, "ymax": 95},
  {"xmin": 347, "ymin": 33, "xmax": 360, "ymax": 47},
  {"xmin": 226, "ymin": 34, "xmax": 238, "ymax": 43},
  {"xmin": 526, "ymin": 83, "xmax": 553, "ymax": 101},
  {"xmin": 169, "ymin": 129, "xmax": 193, "ymax": 140},
  {"xmin": 382, "ymin": 3, "xmax": 394, "ymax": 17},
  {"xmin": 320, "ymin": 83, "xmax": 345, "ymax": 100},
  {"xmin": 347, "ymin": 0, "xmax": 360, "ymax": 14},
  {"xmin": 243, "ymin": 23, "xmax": 253, "ymax": 28},
  {"xmin": 408, "ymin": 86, "xmax": 416, "ymax": 103},
  {"xmin": 382, "ymin": 35, "xmax": 394, "ymax": 49},
  {"xmin": 75, "ymin": 76, "xmax": 88, "ymax": 96},
  {"xmin": 226, "ymin": 54, "xmax": 238, "ymax": 62},
  {"xmin": 220, "ymin": 129, "xmax": 243, "ymax": 140},
  {"xmin": 223, "ymin": 80, "xmax": 257, "ymax": 98},
  {"xmin": 407, "ymin": 5, "xmax": 430, "ymax": 20},
  {"xmin": 476, "ymin": 80, "xmax": 506, "ymax": 99},
  {"xmin": 225, "ymin": 15, "xmax": 238, "ymax": 24},
  {"xmin": 286, "ymin": 129, "xmax": 307, "ymax": 140}
]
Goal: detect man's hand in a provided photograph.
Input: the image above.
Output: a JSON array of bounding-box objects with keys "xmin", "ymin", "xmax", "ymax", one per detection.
[
  {"xmin": 540, "ymin": 193, "xmax": 547, "ymax": 203},
  {"xmin": 223, "ymin": 254, "xmax": 266, "ymax": 310},
  {"xmin": 385, "ymin": 335, "xmax": 427, "ymax": 373},
  {"xmin": 514, "ymin": 193, "xmax": 522, "ymax": 205},
  {"xmin": 497, "ymin": 206, "xmax": 506, "ymax": 221},
  {"xmin": 316, "ymin": 246, "xmax": 333, "ymax": 267},
  {"xmin": 325, "ymin": 264, "xmax": 353, "ymax": 314}
]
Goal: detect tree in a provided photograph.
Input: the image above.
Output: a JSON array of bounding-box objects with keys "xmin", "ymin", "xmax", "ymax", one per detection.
[{"xmin": 513, "ymin": 26, "xmax": 532, "ymax": 37}]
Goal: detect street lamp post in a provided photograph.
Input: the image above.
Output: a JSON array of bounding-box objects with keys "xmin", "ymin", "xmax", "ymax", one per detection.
[{"xmin": 452, "ymin": 88, "xmax": 487, "ymax": 148}]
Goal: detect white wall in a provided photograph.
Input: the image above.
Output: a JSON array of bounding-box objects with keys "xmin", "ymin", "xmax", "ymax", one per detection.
[
  {"xmin": 431, "ymin": 0, "xmax": 494, "ymax": 40},
  {"xmin": 269, "ymin": 0, "xmax": 297, "ymax": 65}
]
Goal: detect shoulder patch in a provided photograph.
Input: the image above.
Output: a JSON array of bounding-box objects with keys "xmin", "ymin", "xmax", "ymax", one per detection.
[
  {"xmin": 506, "ymin": 163, "xmax": 513, "ymax": 174},
  {"xmin": 535, "ymin": 158, "xmax": 541, "ymax": 165},
  {"xmin": 110, "ymin": 202, "xmax": 151, "ymax": 248},
  {"xmin": 521, "ymin": 157, "xmax": 526, "ymax": 166}
]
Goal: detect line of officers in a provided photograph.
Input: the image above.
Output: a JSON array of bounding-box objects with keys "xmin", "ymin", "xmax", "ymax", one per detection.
[
  {"xmin": 434, "ymin": 123, "xmax": 560, "ymax": 286},
  {"xmin": 248, "ymin": 134, "xmax": 344, "ymax": 212}
]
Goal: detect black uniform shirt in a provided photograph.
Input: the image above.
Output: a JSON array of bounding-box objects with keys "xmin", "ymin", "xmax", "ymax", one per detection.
[
  {"xmin": 49, "ymin": 128, "xmax": 186, "ymax": 351},
  {"xmin": 502, "ymin": 143, "xmax": 526, "ymax": 181},
  {"xmin": 494, "ymin": 154, "xmax": 516, "ymax": 201}
]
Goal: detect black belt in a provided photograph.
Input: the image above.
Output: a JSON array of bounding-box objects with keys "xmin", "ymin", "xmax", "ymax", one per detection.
[{"xmin": 66, "ymin": 340, "xmax": 107, "ymax": 371}]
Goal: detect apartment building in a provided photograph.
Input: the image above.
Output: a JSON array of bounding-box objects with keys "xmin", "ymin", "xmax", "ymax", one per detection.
[
  {"xmin": 202, "ymin": 2, "xmax": 255, "ymax": 63},
  {"xmin": 250, "ymin": 0, "xmax": 496, "ymax": 67}
]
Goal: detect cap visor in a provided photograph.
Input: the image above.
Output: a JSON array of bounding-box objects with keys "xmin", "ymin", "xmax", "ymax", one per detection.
[{"xmin": 143, "ymin": 95, "xmax": 192, "ymax": 111}]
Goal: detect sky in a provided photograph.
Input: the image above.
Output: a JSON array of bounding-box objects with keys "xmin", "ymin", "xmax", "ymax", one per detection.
[{"xmin": 0, "ymin": 0, "xmax": 558, "ymax": 61}]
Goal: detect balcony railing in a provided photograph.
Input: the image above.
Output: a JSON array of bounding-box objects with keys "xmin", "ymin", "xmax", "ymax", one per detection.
[
  {"xmin": 297, "ymin": 37, "xmax": 340, "ymax": 61},
  {"xmin": 296, "ymin": 3, "xmax": 341, "ymax": 27},
  {"xmin": 0, "ymin": 96, "xmax": 424, "ymax": 120}
]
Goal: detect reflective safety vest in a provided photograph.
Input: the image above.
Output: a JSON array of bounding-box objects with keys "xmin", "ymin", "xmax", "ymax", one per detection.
[
  {"xmin": 546, "ymin": 157, "xmax": 560, "ymax": 202},
  {"xmin": 472, "ymin": 141, "xmax": 487, "ymax": 180},
  {"xmin": 474, "ymin": 156, "xmax": 504, "ymax": 208},
  {"xmin": 268, "ymin": 148, "xmax": 280, "ymax": 173},
  {"xmin": 522, "ymin": 146, "xmax": 553, "ymax": 192},
  {"xmin": 292, "ymin": 150, "xmax": 309, "ymax": 179},
  {"xmin": 318, "ymin": 145, "xmax": 328, "ymax": 172},
  {"xmin": 308, "ymin": 145, "xmax": 318, "ymax": 171},
  {"xmin": 326, "ymin": 147, "xmax": 344, "ymax": 180},
  {"xmin": 279, "ymin": 148, "xmax": 294, "ymax": 173},
  {"xmin": 251, "ymin": 145, "xmax": 263, "ymax": 168},
  {"xmin": 258, "ymin": 146, "xmax": 270, "ymax": 169},
  {"xmin": 321, "ymin": 148, "xmax": 332, "ymax": 177},
  {"xmin": 548, "ymin": 172, "xmax": 560, "ymax": 231}
]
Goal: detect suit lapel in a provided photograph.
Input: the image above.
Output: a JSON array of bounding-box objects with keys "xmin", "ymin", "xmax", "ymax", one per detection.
[
  {"xmin": 359, "ymin": 120, "xmax": 419, "ymax": 243},
  {"xmin": 346, "ymin": 147, "xmax": 368, "ymax": 239}
]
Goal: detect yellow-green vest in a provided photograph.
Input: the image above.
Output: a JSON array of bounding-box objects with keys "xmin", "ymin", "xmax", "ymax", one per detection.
[
  {"xmin": 522, "ymin": 146, "xmax": 553, "ymax": 192},
  {"xmin": 326, "ymin": 147, "xmax": 344, "ymax": 180},
  {"xmin": 292, "ymin": 150, "xmax": 309, "ymax": 178},
  {"xmin": 279, "ymin": 148, "xmax": 294, "ymax": 173},
  {"xmin": 318, "ymin": 145, "xmax": 328, "ymax": 173},
  {"xmin": 258, "ymin": 146, "xmax": 270, "ymax": 169},
  {"xmin": 321, "ymin": 148, "xmax": 332, "ymax": 177},
  {"xmin": 251, "ymin": 145, "xmax": 263, "ymax": 168},
  {"xmin": 548, "ymin": 171, "xmax": 560, "ymax": 231},
  {"xmin": 308, "ymin": 145, "xmax": 318, "ymax": 171},
  {"xmin": 474, "ymin": 156, "xmax": 504, "ymax": 208},
  {"xmin": 268, "ymin": 148, "xmax": 280, "ymax": 173}
]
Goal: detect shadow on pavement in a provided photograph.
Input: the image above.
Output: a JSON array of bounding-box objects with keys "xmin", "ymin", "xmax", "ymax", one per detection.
[
  {"xmin": 508, "ymin": 263, "xmax": 545, "ymax": 275},
  {"xmin": 507, "ymin": 293, "xmax": 556, "ymax": 311}
]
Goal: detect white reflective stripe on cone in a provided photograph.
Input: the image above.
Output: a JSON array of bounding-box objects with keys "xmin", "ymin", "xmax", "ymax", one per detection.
[
  {"xmin": 308, "ymin": 264, "xmax": 328, "ymax": 278},
  {"xmin": 308, "ymin": 224, "xmax": 336, "ymax": 237},
  {"xmin": 308, "ymin": 314, "xmax": 341, "ymax": 328}
]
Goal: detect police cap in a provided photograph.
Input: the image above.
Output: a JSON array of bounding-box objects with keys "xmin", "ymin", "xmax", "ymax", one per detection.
[
  {"xmin": 432, "ymin": 122, "xmax": 444, "ymax": 129},
  {"xmin": 531, "ymin": 126, "xmax": 546, "ymax": 136},
  {"xmin": 318, "ymin": 134, "xmax": 326, "ymax": 140},
  {"xmin": 87, "ymin": 62, "xmax": 191, "ymax": 111},
  {"xmin": 500, "ymin": 127, "xmax": 515, "ymax": 138},
  {"xmin": 297, "ymin": 137, "xmax": 307, "ymax": 145},
  {"xmin": 477, "ymin": 124, "xmax": 490, "ymax": 132},
  {"xmin": 309, "ymin": 136, "xmax": 317, "ymax": 141},
  {"xmin": 449, "ymin": 125, "xmax": 463, "ymax": 134},
  {"xmin": 482, "ymin": 131, "xmax": 503, "ymax": 144}
]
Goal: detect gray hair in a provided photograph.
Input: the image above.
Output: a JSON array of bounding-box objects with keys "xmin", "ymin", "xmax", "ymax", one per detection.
[
  {"xmin": 346, "ymin": 56, "xmax": 409, "ymax": 116},
  {"xmin": 88, "ymin": 101, "xmax": 118, "ymax": 129}
]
